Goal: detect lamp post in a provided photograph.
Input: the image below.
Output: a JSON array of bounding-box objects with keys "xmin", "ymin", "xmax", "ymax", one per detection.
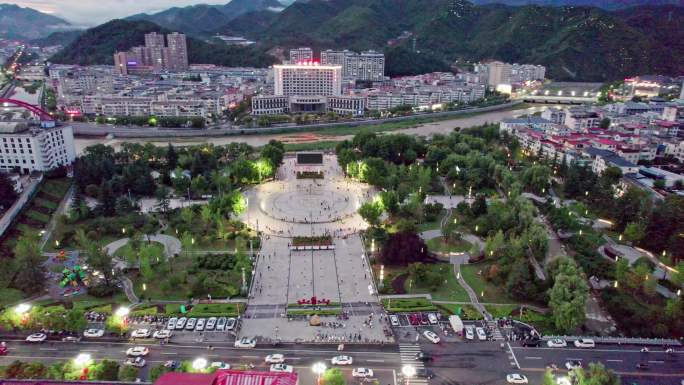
[
  {"xmin": 402, "ymin": 365, "xmax": 416, "ymax": 385},
  {"xmin": 192, "ymin": 358, "xmax": 208, "ymax": 372},
  {"xmin": 312, "ymin": 362, "xmax": 326, "ymax": 385}
]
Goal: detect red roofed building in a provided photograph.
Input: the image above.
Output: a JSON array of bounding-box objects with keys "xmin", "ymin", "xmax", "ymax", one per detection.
[{"xmin": 155, "ymin": 370, "xmax": 298, "ymax": 385}]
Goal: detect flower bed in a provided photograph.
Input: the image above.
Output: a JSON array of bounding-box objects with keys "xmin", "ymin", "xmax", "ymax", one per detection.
[
  {"xmin": 292, "ymin": 235, "xmax": 333, "ymax": 247},
  {"xmin": 296, "ymin": 171, "xmax": 324, "ymax": 179}
]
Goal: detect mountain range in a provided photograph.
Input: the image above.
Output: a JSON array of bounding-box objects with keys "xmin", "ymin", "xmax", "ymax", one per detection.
[
  {"xmin": 470, "ymin": 0, "xmax": 683, "ymax": 10},
  {"xmin": 0, "ymin": 3, "xmax": 74, "ymax": 40}
]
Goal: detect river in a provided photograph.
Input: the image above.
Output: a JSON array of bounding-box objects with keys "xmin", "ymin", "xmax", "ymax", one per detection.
[{"xmin": 74, "ymin": 105, "xmax": 549, "ymax": 154}]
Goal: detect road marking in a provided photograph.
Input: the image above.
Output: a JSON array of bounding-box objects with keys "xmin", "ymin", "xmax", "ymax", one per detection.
[
  {"xmin": 507, "ymin": 343, "xmax": 520, "ymax": 369},
  {"xmin": 366, "ymin": 359, "xmax": 385, "ymax": 363},
  {"xmin": 647, "ymin": 360, "xmax": 664, "ymax": 364},
  {"xmin": 513, "ymin": 346, "xmax": 684, "ymax": 354},
  {"xmin": 161, "ymin": 352, "xmax": 178, "ymax": 355},
  {"xmin": 241, "ymin": 355, "xmax": 259, "ymax": 359},
  {"xmin": 606, "ymin": 359, "xmax": 623, "ymax": 362},
  {"xmin": 567, "ymin": 358, "xmax": 584, "ymax": 361},
  {"xmin": 524, "ymin": 357, "xmax": 541, "ymax": 360},
  {"xmin": 39, "ymin": 348, "xmax": 58, "ymax": 351}
]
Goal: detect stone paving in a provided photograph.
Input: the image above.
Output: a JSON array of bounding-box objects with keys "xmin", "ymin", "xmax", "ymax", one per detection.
[{"xmin": 240, "ymin": 154, "xmax": 392, "ymax": 343}]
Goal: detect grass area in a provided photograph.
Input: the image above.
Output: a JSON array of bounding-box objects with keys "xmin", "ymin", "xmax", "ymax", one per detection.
[
  {"xmin": 404, "ymin": 263, "xmax": 470, "ymax": 302},
  {"xmin": 436, "ymin": 303, "xmax": 483, "ymax": 320},
  {"xmin": 0, "ymin": 288, "xmax": 25, "ymax": 307},
  {"xmin": 164, "ymin": 303, "xmax": 245, "ymax": 317},
  {"xmin": 416, "ymin": 210, "xmax": 446, "ymax": 233},
  {"xmin": 460, "ymin": 264, "xmax": 517, "ymax": 304},
  {"xmin": 381, "ymin": 298, "xmax": 437, "ymax": 312},
  {"xmin": 485, "ymin": 304, "xmax": 518, "ymax": 319},
  {"xmin": 283, "ymin": 141, "xmax": 340, "ymax": 152},
  {"xmin": 34, "ymin": 198, "xmax": 58, "ymax": 210},
  {"xmin": 426, "ymin": 237, "xmax": 472, "ymax": 254},
  {"xmin": 114, "ymin": 242, "xmax": 165, "ymax": 261},
  {"xmin": 286, "ymin": 309, "xmax": 342, "ymax": 316},
  {"xmin": 26, "ymin": 210, "xmax": 50, "ymax": 223}
]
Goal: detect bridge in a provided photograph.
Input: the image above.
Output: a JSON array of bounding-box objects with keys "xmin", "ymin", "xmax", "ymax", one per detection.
[
  {"xmin": 516, "ymin": 95, "xmax": 597, "ymax": 105},
  {"xmin": 0, "ymin": 97, "xmax": 55, "ymax": 121}
]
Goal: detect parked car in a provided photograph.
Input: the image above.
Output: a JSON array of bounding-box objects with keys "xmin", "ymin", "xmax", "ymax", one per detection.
[
  {"xmin": 521, "ymin": 338, "xmax": 541, "ymax": 347},
  {"xmin": 506, "ymin": 374, "xmax": 528, "ymax": 384},
  {"xmin": 124, "ymin": 357, "xmax": 146, "ymax": 368},
  {"xmin": 423, "ymin": 330, "xmax": 440, "ymax": 344},
  {"xmin": 475, "ymin": 327, "xmax": 487, "ymax": 341},
  {"xmin": 126, "ymin": 347, "xmax": 149, "ymax": 357},
  {"xmin": 226, "ymin": 318, "xmax": 236, "ymax": 331},
  {"xmin": 62, "ymin": 335, "xmax": 81, "ymax": 342},
  {"xmin": 565, "ymin": 361, "xmax": 582, "ymax": 370},
  {"xmin": 164, "ymin": 361, "xmax": 180, "ymax": 369},
  {"xmin": 0, "ymin": 343, "xmax": 7, "ymax": 355},
  {"xmin": 331, "ymin": 355, "xmax": 353, "ymax": 365},
  {"xmin": 415, "ymin": 352, "xmax": 433, "ymax": 362},
  {"xmin": 166, "ymin": 318, "xmax": 177, "ymax": 330},
  {"xmin": 185, "ymin": 318, "xmax": 197, "ymax": 331},
  {"xmin": 84, "ymin": 329, "xmax": 104, "ymax": 338},
  {"xmin": 206, "ymin": 317, "xmax": 217, "ymax": 331},
  {"xmin": 175, "ymin": 317, "xmax": 187, "ymax": 330},
  {"xmin": 26, "ymin": 333, "xmax": 47, "ymax": 343},
  {"xmin": 427, "ymin": 313, "xmax": 438, "ymax": 325},
  {"xmin": 270, "ymin": 364, "xmax": 294, "ymax": 373},
  {"xmin": 547, "ymin": 339, "xmax": 567, "ymax": 348},
  {"xmin": 352, "ymin": 368, "xmax": 374, "ymax": 378},
  {"xmin": 415, "ymin": 368, "xmax": 434, "ymax": 379},
  {"xmin": 131, "ymin": 329, "xmax": 151, "ymax": 338},
  {"xmin": 265, "ymin": 354, "xmax": 285, "ymax": 364},
  {"xmin": 420, "ymin": 313, "xmax": 429, "ymax": 325},
  {"xmin": 465, "ymin": 327, "xmax": 474, "ymax": 340},
  {"xmin": 409, "ymin": 314, "xmax": 420, "ymax": 326},
  {"xmin": 636, "ymin": 362, "xmax": 649, "ymax": 371},
  {"xmin": 153, "ymin": 330, "xmax": 172, "ymax": 339},
  {"xmin": 573, "ymin": 339, "xmax": 595, "ymax": 348},
  {"xmin": 234, "ymin": 337, "xmax": 256, "ymax": 348},
  {"xmin": 195, "ymin": 318, "xmax": 206, "ymax": 331},
  {"xmin": 216, "ymin": 317, "xmax": 227, "ymax": 331},
  {"xmin": 389, "ymin": 315, "xmax": 399, "ymax": 327},
  {"xmin": 211, "ymin": 362, "xmax": 231, "ymax": 369}
]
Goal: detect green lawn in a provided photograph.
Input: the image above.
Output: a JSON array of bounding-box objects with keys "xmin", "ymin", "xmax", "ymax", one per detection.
[
  {"xmin": 34, "ymin": 198, "xmax": 58, "ymax": 210},
  {"xmin": 404, "ymin": 263, "xmax": 470, "ymax": 302},
  {"xmin": 164, "ymin": 303, "xmax": 244, "ymax": 317},
  {"xmin": 436, "ymin": 303, "xmax": 483, "ymax": 320},
  {"xmin": 114, "ymin": 242, "xmax": 165, "ymax": 261},
  {"xmin": 460, "ymin": 264, "xmax": 517, "ymax": 304},
  {"xmin": 416, "ymin": 210, "xmax": 447, "ymax": 233},
  {"xmin": 26, "ymin": 210, "xmax": 50, "ymax": 223},
  {"xmin": 382, "ymin": 298, "xmax": 437, "ymax": 312},
  {"xmin": 426, "ymin": 237, "xmax": 472, "ymax": 254},
  {"xmin": 0, "ymin": 288, "xmax": 25, "ymax": 307}
]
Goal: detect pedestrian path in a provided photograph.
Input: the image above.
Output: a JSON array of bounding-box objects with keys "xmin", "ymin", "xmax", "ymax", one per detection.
[
  {"xmin": 398, "ymin": 344, "xmax": 428, "ymax": 385},
  {"xmin": 486, "ymin": 320, "xmax": 505, "ymax": 341}
]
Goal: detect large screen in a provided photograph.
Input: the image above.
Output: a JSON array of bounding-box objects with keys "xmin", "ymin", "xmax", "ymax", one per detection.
[{"xmin": 297, "ymin": 152, "xmax": 323, "ymax": 164}]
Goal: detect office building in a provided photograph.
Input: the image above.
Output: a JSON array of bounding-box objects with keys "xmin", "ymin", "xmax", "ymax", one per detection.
[
  {"xmin": 320, "ymin": 49, "xmax": 385, "ymax": 82},
  {"xmin": 274, "ymin": 63, "xmax": 342, "ymax": 97},
  {"xmin": 114, "ymin": 32, "xmax": 188, "ymax": 75},
  {"xmin": 289, "ymin": 47, "xmax": 313, "ymax": 64},
  {"xmin": 0, "ymin": 124, "xmax": 76, "ymax": 174}
]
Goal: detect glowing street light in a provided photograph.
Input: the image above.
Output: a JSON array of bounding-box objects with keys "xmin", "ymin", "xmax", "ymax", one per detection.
[
  {"xmin": 312, "ymin": 362, "xmax": 326, "ymax": 385},
  {"xmin": 402, "ymin": 365, "xmax": 416, "ymax": 385},
  {"xmin": 74, "ymin": 353, "xmax": 92, "ymax": 367},
  {"xmin": 15, "ymin": 303, "xmax": 31, "ymax": 314},
  {"xmin": 142, "ymin": 283, "xmax": 147, "ymax": 291},
  {"xmin": 192, "ymin": 358, "xmax": 208, "ymax": 371},
  {"xmin": 115, "ymin": 307, "xmax": 130, "ymax": 317}
]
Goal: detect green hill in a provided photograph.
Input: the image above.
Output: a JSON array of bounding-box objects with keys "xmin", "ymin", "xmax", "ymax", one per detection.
[
  {"xmin": 0, "ymin": 3, "xmax": 74, "ymax": 40},
  {"xmin": 49, "ymin": 19, "xmax": 277, "ymax": 68}
]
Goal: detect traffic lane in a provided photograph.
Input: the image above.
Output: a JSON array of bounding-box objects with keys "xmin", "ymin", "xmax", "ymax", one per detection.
[
  {"xmin": 512, "ymin": 346, "xmax": 684, "ymax": 374},
  {"xmin": 422, "ymin": 341, "xmax": 520, "ymax": 385}
]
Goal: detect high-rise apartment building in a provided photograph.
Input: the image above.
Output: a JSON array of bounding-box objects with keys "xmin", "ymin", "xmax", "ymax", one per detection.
[
  {"xmin": 114, "ymin": 32, "xmax": 188, "ymax": 75},
  {"xmin": 320, "ymin": 49, "xmax": 385, "ymax": 82},
  {"xmin": 289, "ymin": 47, "xmax": 314, "ymax": 64},
  {"xmin": 274, "ymin": 63, "xmax": 342, "ymax": 96},
  {"xmin": 486, "ymin": 61, "xmax": 512, "ymax": 88},
  {"xmin": 0, "ymin": 125, "xmax": 75, "ymax": 174}
]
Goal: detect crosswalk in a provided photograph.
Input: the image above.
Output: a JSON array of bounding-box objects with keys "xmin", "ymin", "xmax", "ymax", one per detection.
[
  {"xmin": 398, "ymin": 344, "xmax": 429, "ymax": 385},
  {"xmin": 486, "ymin": 321, "xmax": 504, "ymax": 341}
]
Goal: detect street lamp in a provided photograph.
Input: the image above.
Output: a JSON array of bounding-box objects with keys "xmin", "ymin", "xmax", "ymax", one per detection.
[
  {"xmin": 115, "ymin": 307, "xmax": 130, "ymax": 317},
  {"xmin": 15, "ymin": 303, "xmax": 31, "ymax": 314},
  {"xmin": 402, "ymin": 365, "xmax": 416, "ymax": 385},
  {"xmin": 312, "ymin": 362, "xmax": 326, "ymax": 385},
  {"xmin": 74, "ymin": 353, "xmax": 91, "ymax": 367},
  {"xmin": 192, "ymin": 358, "xmax": 208, "ymax": 371}
]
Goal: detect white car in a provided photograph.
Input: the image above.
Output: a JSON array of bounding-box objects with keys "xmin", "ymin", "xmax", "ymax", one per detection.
[
  {"xmin": 352, "ymin": 368, "xmax": 374, "ymax": 378},
  {"xmin": 175, "ymin": 317, "xmax": 187, "ymax": 330},
  {"xmin": 270, "ymin": 364, "xmax": 294, "ymax": 373},
  {"xmin": 167, "ymin": 318, "xmax": 177, "ymax": 330},
  {"xmin": 226, "ymin": 318, "xmax": 236, "ymax": 331},
  {"xmin": 25, "ymin": 333, "xmax": 47, "ymax": 343},
  {"xmin": 185, "ymin": 318, "xmax": 197, "ymax": 331},
  {"xmin": 331, "ymin": 355, "xmax": 353, "ymax": 365},
  {"xmin": 195, "ymin": 318, "xmax": 206, "ymax": 331},
  {"xmin": 427, "ymin": 313, "xmax": 438, "ymax": 325},
  {"xmin": 573, "ymin": 339, "xmax": 595, "ymax": 348},
  {"xmin": 126, "ymin": 346, "xmax": 150, "ymax": 357},
  {"xmin": 565, "ymin": 360, "xmax": 582, "ymax": 370},
  {"xmin": 206, "ymin": 317, "xmax": 217, "ymax": 331},
  {"xmin": 465, "ymin": 327, "xmax": 474, "ymax": 340},
  {"xmin": 265, "ymin": 354, "xmax": 285, "ymax": 364},
  {"xmin": 389, "ymin": 315, "xmax": 399, "ymax": 326},
  {"xmin": 423, "ymin": 330, "xmax": 440, "ymax": 344},
  {"xmin": 234, "ymin": 337, "xmax": 256, "ymax": 348},
  {"xmin": 216, "ymin": 317, "xmax": 227, "ymax": 331},
  {"xmin": 153, "ymin": 330, "xmax": 172, "ymax": 339},
  {"xmin": 506, "ymin": 374, "xmax": 528, "ymax": 384},
  {"xmin": 84, "ymin": 329, "xmax": 104, "ymax": 338},
  {"xmin": 476, "ymin": 327, "xmax": 487, "ymax": 341},
  {"xmin": 131, "ymin": 329, "xmax": 151, "ymax": 338},
  {"xmin": 124, "ymin": 357, "xmax": 146, "ymax": 368},
  {"xmin": 547, "ymin": 339, "xmax": 567, "ymax": 348},
  {"xmin": 211, "ymin": 362, "xmax": 231, "ymax": 370}
]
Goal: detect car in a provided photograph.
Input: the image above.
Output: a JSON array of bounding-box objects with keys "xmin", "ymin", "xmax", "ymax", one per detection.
[
  {"xmin": 265, "ymin": 354, "xmax": 285, "ymax": 364},
  {"xmin": 211, "ymin": 362, "xmax": 231, "ymax": 370},
  {"xmin": 124, "ymin": 357, "xmax": 146, "ymax": 368},
  {"xmin": 195, "ymin": 318, "xmax": 206, "ymax": 331},
  {"xmin": 420, "ymin": 313, "xmax": 429, "ymax": 325},
  {"xmin": 635, "ymin": 363, "xmax": 649, "ymax": 370},
  {"xmin": 164, "ymin": 360, "xmax": 180, "ymax": 369},
  {"xmin": 225, "ymin": 318, "xmax": 236, "ymax": 331},
  {"xmin": 408, "ymin": 314, "xmax": 419, "ymax": 326},
  {"xmin": 131, "ymin": 329, "xmax": 151, "ymax": 338},
  {"xmin": 352, "ymin": 368, "xmax": 374, "ymax": 378},
  {"xmin": 573, "ymin": 339, "xmax": 595, "ymax": 348},
  {"xmin": 331, "ymin": 355, "xmax": 353, "ymax": 365},
  {"xmin": 153, "ymin": 330, "xmax": 172, "ymax": 339},
  {"xmin": 216, "ymin": 317, "xmax": 227, "ymax": 331},
  {"xmin": 0, "ymin": 344, "xmax": 7, "ymax": 355},
  {"xmin": 26, "ymin": 333, "xmax": 47, "ymax": 343},
  {"xmin": 565, "ymin": 360, "xmax": 582, "ymax": 370},
  {"xmin": 423, "ymin": 330, "xmax": 440, "ymax": 344},
  {"xmin": 547, "ymin": 339, "xmax": 567, "ymax": 348},
  {"xmin": 506, "ymin": 374, "xmax": 528, "ymax": 384},
  {"xmin": 126, "ymin": 347, "xmax": 150, "ymax": 357},
  {"xmin": 389, "ymin": 315, "xmax": 399, "ymax": 327},
  {"xmin": 415, "ymin": 368, "xmax": 434, "ymax": 379},
  {"xmin": 167, "ymin": 318, "xmax": 177, "ymax": 330},
  {"xmin": 465, "ymin": 327, "xmax": 474, "ymax": 340},
  {"xmin": 521, "ymin": 338, "xmax": 541, "ymax": 347},
  {"xmin": 206, "ymin": 317, "xmax": 217, "ymax": 331},
  {"xmin": 415, "ymin": 352, "xmax": 433, "ymax": 362},
  {"xmin": 475, "ymin": 327, "xmax": 487, "ymax": 341},
  {"xmin": 62, "ymin": 335, "xmax": 81, "ymax": 342},
  {"xmin": 175, "ymin": 317, "xmax": 187, "ymax": 330},
  {"xmin": 234, "ymin": 337, "xmax": 256, "ymax": 348},
  {"xmin": 427, "ymin": 313, "xmax": 438, "ymax": 325},
  {"xmin": 83, "ymin": 329, "xmax": 104, "ymax": 338},
  {"xmin": 185, "ymin": 318, "xmax": 197, "ymax": 331},
  {"xmin": 270, "ymin": 364, "xmax": 294, "ymax": 373}
]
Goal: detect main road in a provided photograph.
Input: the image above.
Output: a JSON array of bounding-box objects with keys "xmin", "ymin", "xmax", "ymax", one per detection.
[{"xmin": 73, "ymin": 105, "xmax": 549, "ymax": 155}]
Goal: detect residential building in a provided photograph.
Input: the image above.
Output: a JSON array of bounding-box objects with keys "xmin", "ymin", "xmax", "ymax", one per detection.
[
  {"xmin": 289, "ymin": 47, "xmax": 313, "ymax": 64},
  {"xmin": 584, "ymin": 147, "xmax": 639, "ymax": 175},
  {"xmin": 541, "ymin": 108, "xmax": 567, "ymax": 125},
  {"xmin": 485, "ymin": 61, "xmax": 512, "ymax": 88},
  {"xmin": 510, "ymin": 64, "xmax": 546, "ymax": 84},
  {"xmin": 0, "ymin": 124, "xmax": 75, "ymax": 174},
  {"xmin": 565, "ymin": 107, "xmax": 600, "ymax": 132},
  {"xmin": 273, "ymin": 63, "xmax": 342, "ymax": 97},
  {"xmin": 499, "ymin": 117, "xmax": 554, "ymax": 134},
  {"xmin": 320, "ymin": 49, "xmax": 385, "ymax": 82},
  {"xmin": 114, "ymin": 32, "xmax": 188, "ymax": 75},
  {"xmin": 166, "ymin": 32, "xmax": 189, "ymax": 71}
]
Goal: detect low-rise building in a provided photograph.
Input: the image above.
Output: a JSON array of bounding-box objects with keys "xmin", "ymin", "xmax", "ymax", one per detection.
[
  {"xmin": 584, "ymin": 147, "xmax": 639, "ymax": 175},
  {"xmin": 0, "ymin": 123, "xmax": 75, "ymax": 174}
]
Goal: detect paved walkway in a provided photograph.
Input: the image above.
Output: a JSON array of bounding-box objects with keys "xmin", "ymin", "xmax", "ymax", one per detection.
[
  {"xmin": 453, "ymin": 263, "xmax": 491, "ymax": 320},
  {"xmin": 40, "ymin": 185, "xmax": 74, "ymax": 249}
]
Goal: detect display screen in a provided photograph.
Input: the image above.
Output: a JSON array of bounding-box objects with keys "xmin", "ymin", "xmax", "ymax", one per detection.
[{"xmin": 297, "ymin": 153, "xmax": 323, "ymax": 164}]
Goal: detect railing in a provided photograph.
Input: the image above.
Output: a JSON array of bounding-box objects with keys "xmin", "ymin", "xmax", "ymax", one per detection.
[{"xmin": 541, "ymin": 335, "xmax": 681, "ymax": 346}]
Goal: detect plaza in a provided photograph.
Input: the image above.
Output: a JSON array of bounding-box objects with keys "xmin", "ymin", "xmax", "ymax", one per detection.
[{"xmin": 239, "ymin": 154, "xmax": 392, "ymax": 343}]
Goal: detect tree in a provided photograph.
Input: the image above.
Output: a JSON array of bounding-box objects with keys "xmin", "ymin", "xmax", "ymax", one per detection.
[
  {"xmin": 0, "ymin": 173, "xmax": 18, "ymax": 210},
  {"xmin": 260, "ymin": 140, "xmax": 285, "ymax": 169},
  {"xmin": 576, "ymin": 362, "xmax": 620, "ymax": 385},
  {"xmin": 622, "ymin": 222, "xmax": 646, "ymax": 244},
  {"xmin": 380, "ymin": 231, "xmax": 429, "ymax": 266},
  {"xmin": 358, "ymin": 201, "xmax": 384, "ymax": 227},
  {"xmin": 13, "ymin": 234, "xmax": 47, "ymax": 294},
  {"xmin": 155, "ymin": 186, "xmax": 171, "ymax": 215},
  {"xmin": 97, "ymin": 181, "xmax": 116, "ymax": 216},
  {"xmin": 90, "ymin": 360, "xmax": 119, "ymax": 381},
  {"xmin": 521, "ymin": 165, "xmax": 551, "ymax": 194},
  {"xmin": 541, "ymin": 368, "xmax": 555, "ymax": 385},
  {"xmin": 166, "ymin": 144, "xmax": 178, "ymax": 170},
  {"xmin": 118, "ymin": 366, "xmax": 138, "ymax": 382},
  {"xmin": 322, "ymin": 368, "xmax": 346, "ymax": 385},
  {"xmin": 653, "ymin": 179, "xmax": 666, "ymax": 189},
  {"xmin": 599, "ymin": 117, "xmax": 611, "ymax": 129},
  {"xmin": 64, "ymin": 309, "xmax": 86, "ymax": 333},
  {"xmin": 548, "ymin": 257, "xmax": 589, "ymax": 333}
]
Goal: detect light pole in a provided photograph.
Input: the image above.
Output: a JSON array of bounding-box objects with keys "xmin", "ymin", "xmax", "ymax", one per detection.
[
  {"xmin": 192, "ymin": 358, "xmax": 208, "ymax": 372},
  {"xmin": 312, "ymin": 362, "xmax": 326, "ymax": 385},
  {"xmin": 402, "ymin": 365, "xmax": 416, "ymax": 385}
]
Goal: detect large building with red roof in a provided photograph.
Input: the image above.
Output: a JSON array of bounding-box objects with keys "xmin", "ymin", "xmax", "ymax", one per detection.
[{"xmin": 155, "ymin": 370, "xmax": 298, "ymax": 385}]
